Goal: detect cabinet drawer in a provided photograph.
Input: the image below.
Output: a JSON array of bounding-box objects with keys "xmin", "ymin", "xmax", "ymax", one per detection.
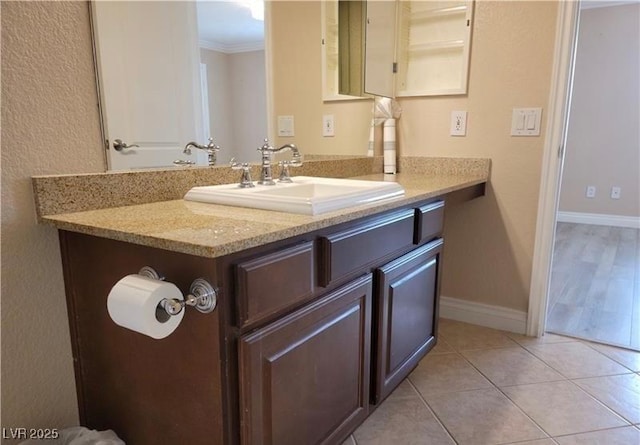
[
  {"xmin": 414, "ymin": 200, "xmax": 445, "ymax": 244},
  {"xmin": 236, "ymin": 241, "xmax": 315, "ymax": 328},
  {"xmin": 239, "ymin": 275, "xmax": 372, "ymax": 445},
  {"xmin": 319, "ymin": 209, "xmax": 415, "ymax": 287}
]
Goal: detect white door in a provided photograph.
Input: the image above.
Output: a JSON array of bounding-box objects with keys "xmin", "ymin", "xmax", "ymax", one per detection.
[{"xmin": 93, "ymin": 1, "xmax": 205, "ymax": 170}]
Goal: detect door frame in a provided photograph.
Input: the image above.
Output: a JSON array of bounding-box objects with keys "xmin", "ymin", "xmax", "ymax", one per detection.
[{"xmin": 527, "ymin": 0, "xmax": 580, "ymax": 336}]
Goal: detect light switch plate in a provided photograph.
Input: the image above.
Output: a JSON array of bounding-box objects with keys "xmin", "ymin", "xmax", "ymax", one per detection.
[
  {"xmin": 322, "ymin": 115, "xmax": 335, "ymax": 137},
  {"xmin": 511, "ymin": 108, "xmax": 542, "ymax": 136},
  {"xmin": 277, "ymin": 115, "xmax": 295, "ymax": 137}
]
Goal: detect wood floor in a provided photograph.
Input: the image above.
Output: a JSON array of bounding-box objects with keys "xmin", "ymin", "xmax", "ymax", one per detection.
[{"xmin": 547, "ymin": 222, "xmax": 640, "ymax": 350}]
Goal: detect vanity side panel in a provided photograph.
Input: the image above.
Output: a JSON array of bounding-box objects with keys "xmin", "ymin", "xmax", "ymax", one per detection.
[{"xmin": 59, "ymin": 231, "xmax": 227, "ymax": 445}]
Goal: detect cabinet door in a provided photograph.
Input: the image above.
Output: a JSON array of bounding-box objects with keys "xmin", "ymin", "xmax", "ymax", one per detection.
[
  {"xmin": 373, "ymin": 239, "xmax": 444, "ymax": 403},
  {"xmin": 239, "ymin": 275, "xmax": 372, "ymax": 445}
]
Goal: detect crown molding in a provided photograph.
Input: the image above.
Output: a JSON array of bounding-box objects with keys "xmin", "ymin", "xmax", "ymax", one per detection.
[
  {"xmin": 581, "ymin": 0, "xmax": 639, "ymax": 9},
  {"xmin": 199, "ymin": 39, "xmax": 264, "ymax": 54}
]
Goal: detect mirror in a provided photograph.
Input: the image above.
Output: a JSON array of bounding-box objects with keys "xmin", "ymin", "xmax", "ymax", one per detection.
[
  {"xmin": 337, "ymin": 1, "xmax": 366, "ymax": 97},
  {"xmin": 92, "ymin": 1, "xmax": 268, "ymax": 170},
  {"xmin": 324, "ymin": 0, "xmax": 474, "ymax": 100}
]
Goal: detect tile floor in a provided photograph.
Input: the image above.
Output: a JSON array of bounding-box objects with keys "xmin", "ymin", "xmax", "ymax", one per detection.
[{"xmin": 344, "ymin": 319, "xmax": 640, "ymax": 445}]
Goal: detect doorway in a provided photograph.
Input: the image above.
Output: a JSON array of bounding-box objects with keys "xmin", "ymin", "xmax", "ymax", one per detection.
[{"xmin": 545, "ymin": 2, "xmax": 640, "ymax": 350}]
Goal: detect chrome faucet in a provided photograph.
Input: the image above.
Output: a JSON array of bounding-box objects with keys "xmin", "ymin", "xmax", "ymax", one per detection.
[
  {"xmin": 230, "ymin": 158, "xmax": 255, "ymax": 188},
  {"xmin": 256, "ymin": 139, "xmax": 302, "ymax": 185},
  {"xmin": 184, "ymin": 138, "xmax": 221, "ymax": 166}
]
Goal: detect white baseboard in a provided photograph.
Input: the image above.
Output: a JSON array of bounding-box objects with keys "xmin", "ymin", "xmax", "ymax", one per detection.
[
  {"xmin": 557, "ymin": 211, "xmax": 640, "ymax": 229},
  {"xmin": 439, "ymin": 296, "xmax": 528, "ymax": 334}
]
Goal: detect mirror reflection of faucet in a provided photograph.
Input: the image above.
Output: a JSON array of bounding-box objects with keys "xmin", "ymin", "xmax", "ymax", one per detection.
[
  {"xmin": 230, "ymin": 158, "xmax": 255, "ymax": 188},
  {"xmin": 183, "ymin": 138, "xmax": 221, "ymax": 166},
  {"xmin": 256, "ymin": 138, "xmax": 303, "ymax": 185}
]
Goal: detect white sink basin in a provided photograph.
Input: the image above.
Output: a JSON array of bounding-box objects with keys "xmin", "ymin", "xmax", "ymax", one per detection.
[{"xmin": 184, "ymin": 176, "xmax": 405, "ymax": 215}]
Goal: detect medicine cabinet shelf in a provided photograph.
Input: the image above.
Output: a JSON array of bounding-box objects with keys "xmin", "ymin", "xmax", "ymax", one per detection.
[
  {"xmin": 396, "ymin": 0, "xmax": 474, "ymax": 97},
  {"xmin": 408, "ymin": 40, "xmax": 465, "ymax": 54},
  {"xmin": 410, "ymin": 4, "xmax": 468, "ymax": 22}
]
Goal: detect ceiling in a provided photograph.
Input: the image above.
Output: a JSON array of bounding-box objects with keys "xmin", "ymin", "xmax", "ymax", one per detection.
[
  {"xmin": 581, "ymin": 0, "xmax": 640, "ymax": 9},
  {"xmin": 197, "ymin": 1, "xmax": 264, "ymax": 53}
]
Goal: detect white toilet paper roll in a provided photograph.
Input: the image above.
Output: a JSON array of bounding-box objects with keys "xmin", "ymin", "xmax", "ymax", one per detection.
[
  {"xmin": 107, "ymin": 274, "xmax": 185, "ymax": 339},
  {"xmin": 383, "ymin": 118, "xmax": 397, "ymax": 174}
]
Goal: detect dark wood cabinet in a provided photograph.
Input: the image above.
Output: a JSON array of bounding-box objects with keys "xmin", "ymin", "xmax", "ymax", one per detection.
[
  {"xmin": 58, "ymin": 194, "xmax": 463, "ymax": 444},
  {"xmin": 238, "ymin": 275, "xmax": 372, "ymax": 445},
  {"xmin": 373, "ymin": 238, "xmax": 443, "ymax": 403}
]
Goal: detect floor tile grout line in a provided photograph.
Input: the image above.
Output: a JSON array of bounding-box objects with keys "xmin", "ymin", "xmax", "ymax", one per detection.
[
  {"xmin": 459, "ymin": 343, "xmax": 569, "ymax": 387},
  {"xmin": 562, "ymin": 376, "xmax": 632, "ymax": 426},
  {"xmin": 497, "ymin": 437, "xmax": 559, "ymax": 445},
  {"xmin": 515, "ymin": 342, "xmax": 634, "ymax": 380},
  {"xmin": 461, "ymin": 338, "xmax": 633, "ymax": 431},
  {"xmin": 437, "ymin": 321, "xmax": 639, "ymax": 440},
  {"xmin": 405, "ymin": 377, "xmax": 460, "ymax": 445},
  {"xmin": 567, "ymin": 376, "xmax": 639, "ymax": 425},
  {"xmin": 549, "ymin": 424, "xmax": 640, "ymax": 441},
  {"xmin": 581, "ymin": 338, "xmax": 640, "ymax": 369},
  {"xmin": 579, "ymin": 331, "xmax": 640, "ymax": 354},
  {"xmin": 451, "ymin": 342, "xmax": 557, "ymax": 440}
]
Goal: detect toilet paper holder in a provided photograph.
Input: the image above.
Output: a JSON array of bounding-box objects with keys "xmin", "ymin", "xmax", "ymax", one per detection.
[{"xmin": 139, "ymin": 266, "xmax": 217, "ymax": 316}]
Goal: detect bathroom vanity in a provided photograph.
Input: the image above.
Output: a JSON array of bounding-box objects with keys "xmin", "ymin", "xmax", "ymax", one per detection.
[{"xmin": 34, "ymin": 163, "xmax": 488, "ymax": 444}]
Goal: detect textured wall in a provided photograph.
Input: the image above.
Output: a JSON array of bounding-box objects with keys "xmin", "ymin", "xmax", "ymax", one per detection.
[
  {"xmin": 271, "ymin": 1, "xmax": 558, "ymax": 312},
  {"xmin": 398, "ymin": 0, "xmax": 558, "ymax": 312},
  {"xmin": 559, "ymin": 3, "xmax": 640, "ymax": 217},
  {"xmin": 1, "ymin": 1, "xmax": 104, "ymax": 437}
]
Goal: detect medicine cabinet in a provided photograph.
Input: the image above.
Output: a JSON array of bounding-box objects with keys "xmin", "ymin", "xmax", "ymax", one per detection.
[{"xmin": 323, "ymin": 0, "xmax": 474, "ymax": 99}]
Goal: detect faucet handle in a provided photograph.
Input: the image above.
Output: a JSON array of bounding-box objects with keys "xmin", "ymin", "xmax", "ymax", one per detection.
[
  {"xmin": 258, "ymin": 138, "xmax": 273, "ymax": 152},
  {"xmin": 230, "ymin": 158, "xmax": 255, "ymax": 188},
  {"xmin": 278, "ymin": 160, "xmax": 302, "ymax": 183},
  {"xmin": 206, "ymin": 137, "xmax": 221, "ymax": 151}
]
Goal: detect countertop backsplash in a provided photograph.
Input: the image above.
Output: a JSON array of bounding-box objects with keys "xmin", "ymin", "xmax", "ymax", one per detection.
[{"xmin": 32, "ymin": 156, "xmax": 490, "ymax": 219}]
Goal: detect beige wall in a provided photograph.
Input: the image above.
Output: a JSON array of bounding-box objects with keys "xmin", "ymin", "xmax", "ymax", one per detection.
[
  {"xmin": 399, "ymin": 0, "xmax": 558, "ymax": 311},
  {"xmin": 271, "ymin": 0, "xmax": 558, "ymax": 312},
  {"xmin": 1, "ymin": 0, "xmax": 104, "ymax": 436},
  {"xmin": 201, "ymin": 48, "xmax": 233, "ymax": 155},
  {"xmin": 200, "ymin": 48, "xmax": 267, "ymax": 162},
  {"xmin": 559, "ymin": 3, "xmax": 640, "ymax": 217},
  {"xmin": 229, "ymin": 50, "xmax": 268, "ymax": 161},
  {"xmin": 270, "ymin": 1, "xmax": 373, "ymax": 154}
]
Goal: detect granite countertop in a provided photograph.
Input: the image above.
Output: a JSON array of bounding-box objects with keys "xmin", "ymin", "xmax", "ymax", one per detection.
[{"xmin": 39, "ymin": 172, "xmax": 487, "ymax": 258}]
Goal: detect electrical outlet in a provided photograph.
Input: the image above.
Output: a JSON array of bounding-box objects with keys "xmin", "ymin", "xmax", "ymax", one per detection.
[
  {"xmin": 322, "ymin": 115, "xmax": 335, "ymax": 137},
  {"xmin": 586, "ymin": 186, "xmax": 596, "ymax": 198},
  {"xmin": 450, "ymin": 111, "xmax": 467, "ymax": 136},
  {"xmin": 611, "ymin": 186, "xmax": 621, "ymax": 199}
]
